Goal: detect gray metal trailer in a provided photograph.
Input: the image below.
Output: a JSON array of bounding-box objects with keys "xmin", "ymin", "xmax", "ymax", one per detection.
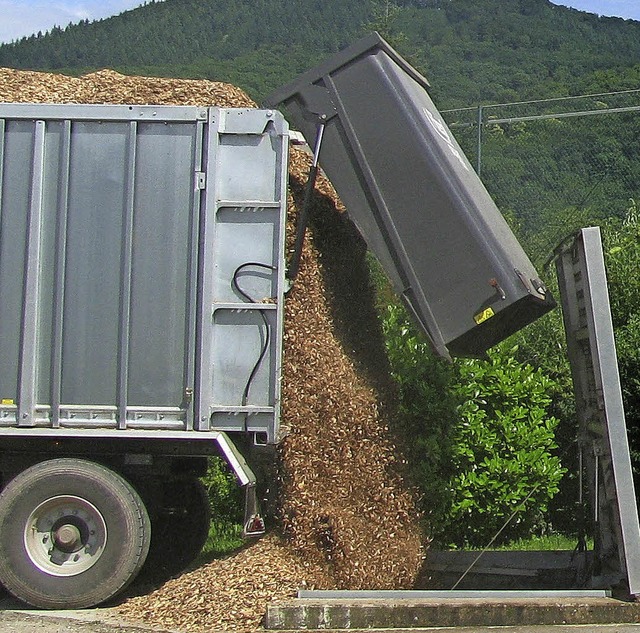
[{"xmin": 0, "ymin": 104, "xmax": 289, "ymax": 607}]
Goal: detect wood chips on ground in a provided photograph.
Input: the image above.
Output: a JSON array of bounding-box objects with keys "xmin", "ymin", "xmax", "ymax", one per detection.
[{"xmin": 0, "ymin": 67, "xmax": 427, "ymax": 632}]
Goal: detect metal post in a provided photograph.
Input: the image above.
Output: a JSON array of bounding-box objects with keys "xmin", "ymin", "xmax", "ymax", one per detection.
[
  {"xmin": 287, "ymin": 120, "xmax": 326, "ymax": 282},
  {"xmin": 476, "ymin": 105, "xmax": 483, "ymax": 177}
]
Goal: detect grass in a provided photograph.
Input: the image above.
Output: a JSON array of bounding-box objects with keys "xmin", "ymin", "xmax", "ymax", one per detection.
[
  {"xmin": 202, "ymin": 520, "xmax": 593, "ymax": 558},
  {"xmin": 200, "ymin": 521, "xmax": 245, "ymax": 559},
  {"xmin": 481, "ymin": 533, "xmax": 593, "ymax": 551}
]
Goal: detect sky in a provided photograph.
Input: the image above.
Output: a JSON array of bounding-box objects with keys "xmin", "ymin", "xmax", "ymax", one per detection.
[
  {"xmin": 549, "ymin": 1, "xmax": 640, "ymax": 21},
  {"xmin": 1, "ymin": 0, "xmax": 640, "ymax": 45},
  {"xmin": 0, "ymin": 1, "xmax": 149, "ymax": 44}
]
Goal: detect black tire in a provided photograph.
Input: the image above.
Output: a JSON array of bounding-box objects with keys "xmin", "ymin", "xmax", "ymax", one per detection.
[
  {"xmin": 0, "ymin": 459, "xmax": 151, "ymax": 609},
  {"xmin": 137, "ymin": 477, "xmax": 210, "ymax": 583}
]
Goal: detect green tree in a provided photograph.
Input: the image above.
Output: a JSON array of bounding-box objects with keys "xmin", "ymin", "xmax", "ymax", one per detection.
[
  {"xmin": 601, "ymin": 200, "xmax": 640, "ymax": 477},
  {"xmin": 3, "ymin": 0, "xmax": 640, "ymax": 110}
]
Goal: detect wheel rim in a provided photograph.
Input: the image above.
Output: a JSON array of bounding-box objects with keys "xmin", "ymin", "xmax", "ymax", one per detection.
[{"xmin": 24, "ymin": 495, "xmax": 107, "ymax": 577}]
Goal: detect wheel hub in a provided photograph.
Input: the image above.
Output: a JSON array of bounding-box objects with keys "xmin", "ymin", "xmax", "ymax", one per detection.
[
  {"xmin": 24, "ymin": 495, "xmax": 107, "ymax": 577},
  {"xmin": 53, "ymin": 523, "xmax": 82, "ymax": 552}
]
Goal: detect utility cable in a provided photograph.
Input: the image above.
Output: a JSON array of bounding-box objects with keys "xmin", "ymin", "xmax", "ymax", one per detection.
[{"xmin": 450, "ymin": 481, "xmax": 544, "ymax": 590}]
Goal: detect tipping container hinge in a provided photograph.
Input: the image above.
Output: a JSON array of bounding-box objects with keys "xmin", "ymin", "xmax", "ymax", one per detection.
[{"xmin": 298, "ymin": 84, "xmax": 338, "ymax": 123}]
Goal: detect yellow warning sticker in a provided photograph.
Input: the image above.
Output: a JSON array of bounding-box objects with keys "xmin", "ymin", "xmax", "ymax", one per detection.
[
  {"xmin": 474, "ymin": 307, "xmax": 495, "ymax": 325},
  {"xmin": 1, "ymin": 398, "xmax": 15, "ymax": 405}
]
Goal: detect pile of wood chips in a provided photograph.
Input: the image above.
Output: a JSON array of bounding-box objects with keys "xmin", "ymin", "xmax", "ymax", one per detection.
[{"xmin": 0, "ymin": 68, "xmax": 426, "ymax": 632}]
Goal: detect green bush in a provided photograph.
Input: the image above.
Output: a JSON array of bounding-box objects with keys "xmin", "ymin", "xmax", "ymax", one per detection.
[
  {"xmin": 382, "ymin": 303, "xmax": 459, "ymax": 533},
  {"xmin": 447, "ymin": 349, "xmax": 565, "ymax": 547},
  {"xmin": 199, "ymin": 456, "xmax": 244, "ymax": 556},
  {"xmin": 382, "ymin": 302, "xmax": 565, "ymax": 548},
  {"xmin": 201, "ymin": 456, "xmax": 244, "ymax": 523}
]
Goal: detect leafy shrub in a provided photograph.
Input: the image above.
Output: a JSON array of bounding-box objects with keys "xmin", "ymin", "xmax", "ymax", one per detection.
[
  {"xmin": 382, "ymin": 303, "xmax": 459, "ymax": 534},
  {"xmin": 382, "ymin": 302, "xmax": 565, "ymax": 548},
  {"xmin": 201, "ymin": 456, "xmax": 244, "ymax": 523},
  {"xmin": 200, "ymin": 456, "xmax": 244, "ymax": 556},
  {"xmin": 447, "ymin": 349, "xmax": 565, "ymax": 547}
]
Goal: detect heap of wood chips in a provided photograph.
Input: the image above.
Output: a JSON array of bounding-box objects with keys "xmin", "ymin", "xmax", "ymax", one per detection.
[{"xmin": 0, "ymin": 68, "xmax": 426, "ymax": 631}]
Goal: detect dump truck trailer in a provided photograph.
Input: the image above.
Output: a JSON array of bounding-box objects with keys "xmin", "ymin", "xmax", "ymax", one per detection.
[
  {"xmin": 0, "ymin": 34, "xmax": 632, "ymax": 609},
  {"xmin": 0, "ymin": 105, "xmax": 289, "ymax": 607}
]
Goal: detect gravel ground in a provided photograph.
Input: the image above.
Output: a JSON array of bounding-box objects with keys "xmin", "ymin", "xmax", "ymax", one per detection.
[
  {"xmin": 4, "ymin": 607, "xmax": 640, "ymax": 633},
  {"xmin": 0, "ymin": 604, "xmax": 177, "ymax": 633}
]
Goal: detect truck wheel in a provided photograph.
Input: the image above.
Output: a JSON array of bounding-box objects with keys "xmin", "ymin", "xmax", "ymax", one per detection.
[
  {"xmin": 137, "ymin": 477, "xmax": 210, "ymax": 583},
  {"xmin": 0, "ymin": 459, "xmax": 151, "ymax": 609}
]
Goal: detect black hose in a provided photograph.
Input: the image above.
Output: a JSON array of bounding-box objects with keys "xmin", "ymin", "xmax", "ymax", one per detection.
[{"xmin": 232, "ymin": 262, "xmax": 277, "ymax": 407}]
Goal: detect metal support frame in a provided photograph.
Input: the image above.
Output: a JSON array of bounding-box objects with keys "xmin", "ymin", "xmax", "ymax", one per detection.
[
  {"xmin": 286, "ymin": 120, "xmax": 326, "ymax": 282},
  {"xmin": 555, "ymin": 226, "xmax": 640, "ymax": 597}
]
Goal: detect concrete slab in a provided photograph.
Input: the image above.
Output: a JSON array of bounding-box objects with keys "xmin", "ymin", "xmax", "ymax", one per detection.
[
  {"xmin": 0, "ymin": 594, "xmax": 178, "ymax": 633},
  {"xmin": 264, "ymin": 597, "xmax": 640, "ymax": 630}
]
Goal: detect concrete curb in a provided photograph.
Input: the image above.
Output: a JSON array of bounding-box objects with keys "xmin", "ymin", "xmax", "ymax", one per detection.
[{"xmin": 265, "ymin": 597, "xmax": 640, "ymax": 630}]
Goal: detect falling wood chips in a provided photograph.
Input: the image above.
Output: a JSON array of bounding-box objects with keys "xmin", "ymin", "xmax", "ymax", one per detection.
[{"xmin": 0, "ymin": 68, "xmax": 426, "ymax": 631}]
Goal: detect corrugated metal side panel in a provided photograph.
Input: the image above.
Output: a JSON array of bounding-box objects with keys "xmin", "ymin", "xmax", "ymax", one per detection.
[
  {"xmin": 0, "ymin": 105, "xmax": 204, "ymax": 431},
  {"xmin": 0, "ymin": 104, "xmax": 287, "ymax": 444},
  {"xmin": 0, "ymin": 119, "xmax": 32, "ymax": 405}
]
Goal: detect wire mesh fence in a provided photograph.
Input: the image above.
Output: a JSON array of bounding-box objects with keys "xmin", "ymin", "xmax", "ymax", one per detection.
[{"xmin": 443, "ymin": 90, "xmax": 640, "ymax": 260}]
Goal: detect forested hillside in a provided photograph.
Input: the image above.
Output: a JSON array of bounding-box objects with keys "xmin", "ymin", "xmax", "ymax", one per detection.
[{"xmin": 1, "ymin": 0, "xmax": 640, "ymax": 106}]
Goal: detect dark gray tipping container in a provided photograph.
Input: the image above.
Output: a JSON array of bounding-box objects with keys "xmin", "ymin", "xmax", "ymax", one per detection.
[{"xmin": 265, "ymin": 33, "xmax": 555, "ymax": 358}]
